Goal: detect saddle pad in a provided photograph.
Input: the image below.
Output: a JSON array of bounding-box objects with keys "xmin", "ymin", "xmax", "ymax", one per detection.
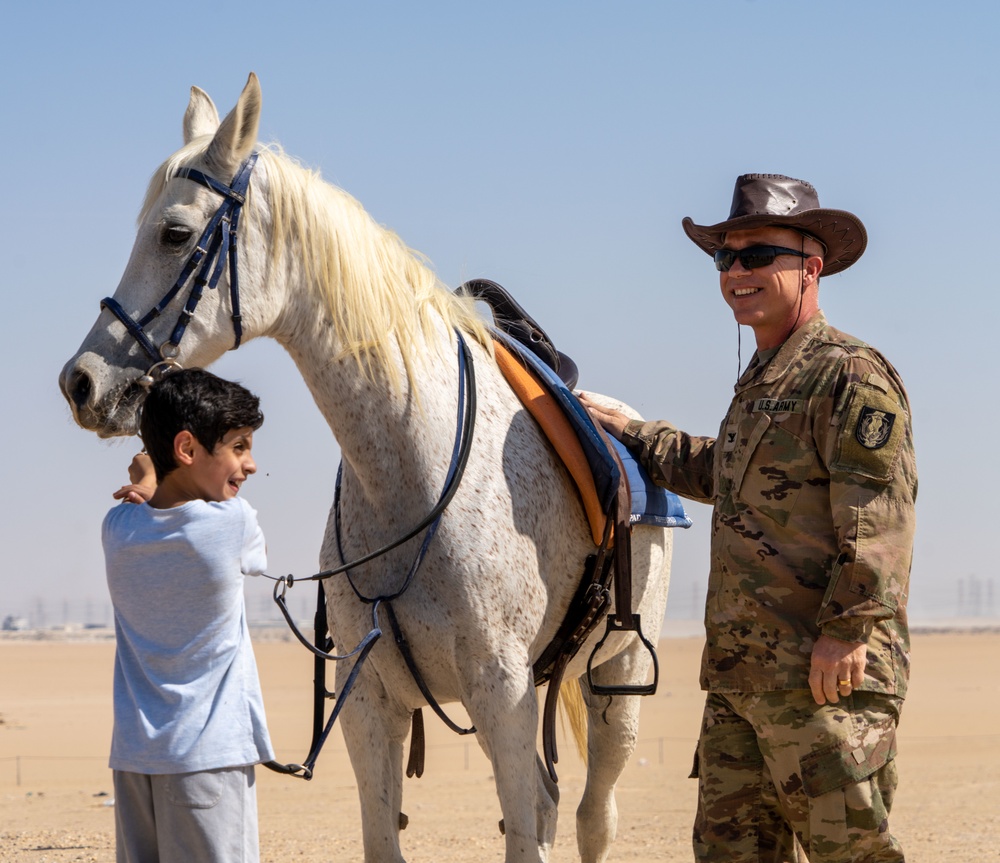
[
  {"xmin": 494, "ymin": 339, "xmax": 610, "ymax": 546},
  {"xmin": 493, "ymin": 334, "xmax": 691, "ymax": 542},
  {"xmin": 610, "ymin": 438, "xmax": 692, "ymax": 528}
]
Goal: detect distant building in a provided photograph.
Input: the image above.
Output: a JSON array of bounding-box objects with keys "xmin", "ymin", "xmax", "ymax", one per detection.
[{"xmin": 2, "ymin": 615, "xmax": 29, "ymax": 631}]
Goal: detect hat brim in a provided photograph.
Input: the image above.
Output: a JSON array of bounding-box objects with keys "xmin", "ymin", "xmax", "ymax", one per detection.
[{"xmin": 682, "ymin": 208, "xmax": 867, "ymax": 276}]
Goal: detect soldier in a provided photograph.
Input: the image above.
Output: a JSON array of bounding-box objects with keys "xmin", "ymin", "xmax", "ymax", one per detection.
[{"xmin": 581, "ymin": 174, "xmax": 917, "ymax": 862}]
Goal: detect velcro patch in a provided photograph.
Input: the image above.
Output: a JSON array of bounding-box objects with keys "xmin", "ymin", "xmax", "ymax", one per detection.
[{"xmin": 833, "ymin": 383, "xmax": 906, "ymax": 482}]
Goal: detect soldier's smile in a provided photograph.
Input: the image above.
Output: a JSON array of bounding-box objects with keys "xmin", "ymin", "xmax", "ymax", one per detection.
[{"xmin": 718, "ymin": 226, "xmax": 824, "ymax": 350}]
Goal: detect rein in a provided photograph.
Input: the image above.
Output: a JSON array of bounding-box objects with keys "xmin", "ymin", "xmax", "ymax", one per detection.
[
  {"xmin": 263, "ymin": 333, "xmax": 478, "ymax": 779},
  {"xmin": 101, "ymin": 153, "xmax": 259, "ymax": 383}
]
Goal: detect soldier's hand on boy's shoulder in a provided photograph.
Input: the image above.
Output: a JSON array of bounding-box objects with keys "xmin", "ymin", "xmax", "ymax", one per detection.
[{"xmin": 113, "ymin": 453, "xmax": 157, "ymax": 504}]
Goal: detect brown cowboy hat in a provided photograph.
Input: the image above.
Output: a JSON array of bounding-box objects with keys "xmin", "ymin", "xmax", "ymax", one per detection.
[{"xmin": 682, "ymin": 174, "xmax": 867, "ymax": 276}]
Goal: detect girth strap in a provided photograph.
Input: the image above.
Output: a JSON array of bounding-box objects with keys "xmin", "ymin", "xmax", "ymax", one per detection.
[
  {"xmin": 534, "ymin": 436, "xmax": 630, "ymax": 782},
  {"xmin": 405, "ymin": 708, "xmax": 426, "ymax": 779}
]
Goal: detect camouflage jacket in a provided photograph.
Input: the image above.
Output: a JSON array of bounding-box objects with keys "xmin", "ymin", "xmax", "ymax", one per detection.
[{"xmin": 621, "ymin": 312, "xmax": 917, "ymax": 696}]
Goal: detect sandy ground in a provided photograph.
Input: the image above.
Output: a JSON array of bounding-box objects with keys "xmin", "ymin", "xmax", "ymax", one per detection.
[{"xmin": 1, "ymin": 628, "xmax": 998, "ymax": 862}]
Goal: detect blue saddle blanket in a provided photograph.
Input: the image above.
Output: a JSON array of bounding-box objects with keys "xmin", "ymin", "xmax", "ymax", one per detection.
[
  {"xmin": 610, "ymin": 438, "xmax": 692, "ymax": 528},
  {"xmin": 495, "ymin": 331, "xmax": 692, "ymax": 530}
]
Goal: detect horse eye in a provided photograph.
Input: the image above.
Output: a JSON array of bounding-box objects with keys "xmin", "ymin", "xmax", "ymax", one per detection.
[{"xmin": 162, "ymin": 225, "xmax": 193, "ymax": 247}]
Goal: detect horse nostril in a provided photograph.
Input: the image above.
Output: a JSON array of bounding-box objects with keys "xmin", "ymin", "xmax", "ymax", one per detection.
[{"xmin": 69, "ymin": 368, "xmax": 93, "ymax": 410}]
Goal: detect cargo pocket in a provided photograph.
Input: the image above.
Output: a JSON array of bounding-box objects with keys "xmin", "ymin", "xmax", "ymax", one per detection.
[{"xmin": 799, "ymin": 716, "xmax": 897, "ymax": 798}]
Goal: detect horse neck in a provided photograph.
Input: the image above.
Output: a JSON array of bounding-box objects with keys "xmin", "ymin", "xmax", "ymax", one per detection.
[
  {"xmin": 260, "ymin": 166, "xmax": 462, "ymax": 506},
  {"xmin": 278, "ymin": 315, "xmax": 462, "ymax": 512}
]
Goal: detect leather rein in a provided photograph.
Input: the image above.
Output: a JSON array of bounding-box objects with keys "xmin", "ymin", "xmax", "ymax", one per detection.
[{"xmin": 265, "ymin": 336, "xmax": 479, "ymax": 779}]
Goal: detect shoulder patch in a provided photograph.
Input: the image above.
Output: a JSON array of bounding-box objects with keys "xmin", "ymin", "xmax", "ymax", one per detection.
[
  {"xmin": 855, "ymin": 405, "xmax": 895, "ymax": 449},
  {"xmin": 833, "ymin": 383, "xmax": 906, "ymax": 482}
]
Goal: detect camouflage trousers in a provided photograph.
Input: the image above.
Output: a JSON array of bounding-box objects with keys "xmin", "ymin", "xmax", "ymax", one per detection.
[{"xmin": 691, "ymin": 690, "xmax": 904, "ymax": 863}]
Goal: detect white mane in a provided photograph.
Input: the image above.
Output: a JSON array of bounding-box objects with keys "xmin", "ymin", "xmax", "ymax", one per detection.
[{"xmin": 141, "ymin": 142, "xmax": 492, "ymax": 391}]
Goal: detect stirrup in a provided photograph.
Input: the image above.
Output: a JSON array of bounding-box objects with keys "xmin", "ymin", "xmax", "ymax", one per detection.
[{"xmin": 585, "ymin": 613, "xmax": 659, "ymax": 696}]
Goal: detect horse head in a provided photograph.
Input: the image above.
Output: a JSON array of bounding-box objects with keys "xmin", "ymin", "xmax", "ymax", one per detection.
[{"xmin": 59, "ymin": 73, "xmax": 274, "ymax": 437}]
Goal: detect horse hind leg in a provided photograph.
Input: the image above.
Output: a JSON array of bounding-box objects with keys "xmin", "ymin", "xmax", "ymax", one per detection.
[{"xmin": 574, "ymin": 639, "xmax": 653, "ymax": 863}]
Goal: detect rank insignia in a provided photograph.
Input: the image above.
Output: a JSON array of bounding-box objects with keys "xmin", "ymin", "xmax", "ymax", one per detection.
[{"xmin": 855, "ymin": 405, "xmax": 895, "ymax": 450}]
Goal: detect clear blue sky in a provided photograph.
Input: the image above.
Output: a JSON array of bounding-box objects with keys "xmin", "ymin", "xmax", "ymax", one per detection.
[{"xmin": 2, "ymin": 1, "xmax": 996, "ymax": 627}]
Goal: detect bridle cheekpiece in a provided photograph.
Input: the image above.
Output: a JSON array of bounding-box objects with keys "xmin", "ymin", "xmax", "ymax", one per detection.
[{"xmin": 100, "ymin": 152, "xmax": 259, "ymax": 387}]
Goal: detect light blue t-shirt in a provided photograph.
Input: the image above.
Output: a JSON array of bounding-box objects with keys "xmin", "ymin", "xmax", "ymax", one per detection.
[{"xmin": 102, "ymin": 496, "xmax": 275, "ymax": 774}]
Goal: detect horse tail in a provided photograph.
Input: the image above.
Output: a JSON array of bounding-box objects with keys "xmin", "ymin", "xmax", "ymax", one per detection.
[{"xmin": 558, "ymin": 678, "xmax": 589, "ymax": 764}]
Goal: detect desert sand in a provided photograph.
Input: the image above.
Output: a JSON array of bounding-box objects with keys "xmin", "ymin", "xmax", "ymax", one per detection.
[{"xmin": 1, "ymin": 628, "xmax": 997, "ymax": 862}]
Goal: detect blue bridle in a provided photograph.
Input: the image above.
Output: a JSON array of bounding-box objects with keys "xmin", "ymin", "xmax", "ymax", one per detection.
[{"xmin": 101, "ymin": 153, "xmax": 259, "ymax": 384}]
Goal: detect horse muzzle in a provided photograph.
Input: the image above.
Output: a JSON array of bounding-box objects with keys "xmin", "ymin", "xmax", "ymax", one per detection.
[{"xmin": 59, "ymin": 354, "xmax": 144, "ymax": 438}]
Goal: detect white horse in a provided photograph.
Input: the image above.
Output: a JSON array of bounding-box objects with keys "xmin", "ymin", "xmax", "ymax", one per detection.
[{"xmin": 59, "ymin": 73, "xmax": 672, "ymax": 863}]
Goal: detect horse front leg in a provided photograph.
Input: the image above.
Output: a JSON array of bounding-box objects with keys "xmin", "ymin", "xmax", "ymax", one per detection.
[
  {"xmin": 338, "ymin": 663, "xmax": 412, "ymax": 863},
  {"xmin": 463, "ymin": 646, "xmax": 545, "ymax": 863},
  {"xmin": 575, "ymin": 637, "xmax": 652, "ymax": 863}
]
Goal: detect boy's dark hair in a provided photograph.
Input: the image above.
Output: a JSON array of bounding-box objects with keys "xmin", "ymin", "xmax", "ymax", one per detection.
[{"xmin": 139, "ymin": 368, "xmax": 264, "ymax": 481}]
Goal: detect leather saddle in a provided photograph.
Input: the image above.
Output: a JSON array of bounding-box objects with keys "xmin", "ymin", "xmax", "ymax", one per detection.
[{"xmin": 458, "ymin": 278, "xmax": 579, "ymax": 390}]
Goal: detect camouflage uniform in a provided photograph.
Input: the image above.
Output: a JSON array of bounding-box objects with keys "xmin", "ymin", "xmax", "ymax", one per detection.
[
  {"xmin": 621, "ymin": 312, "xmax": 917, "ymax": 862},
  {"xmin": 692, "ymin": 690, "xmax": 904, "ymax": 862}
]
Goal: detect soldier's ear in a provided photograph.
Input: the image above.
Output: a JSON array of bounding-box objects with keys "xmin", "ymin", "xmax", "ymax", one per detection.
[{"xmin": 806, "ymin": 255, "xmax": 823, "ymax": 285}]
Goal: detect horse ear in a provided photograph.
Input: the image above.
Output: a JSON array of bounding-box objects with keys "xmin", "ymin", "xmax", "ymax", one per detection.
[
  {"xmin": 204, "ymin": 73, "xmax": 261, "ymax": 173},
  {"xmin": 183, "ymin": 86, "xmax": 220, "ymax": 144}
]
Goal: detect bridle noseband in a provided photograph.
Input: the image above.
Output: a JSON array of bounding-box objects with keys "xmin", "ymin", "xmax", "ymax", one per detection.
[{"xmin": 101, "ymin": 153, "xmax": 259, "ymax": 386}]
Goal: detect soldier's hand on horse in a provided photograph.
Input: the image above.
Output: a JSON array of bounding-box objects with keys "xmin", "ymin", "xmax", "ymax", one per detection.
[
  {"xmin": 808, "ymin": 634, "xmax": 867, "ymax": 705},
  {"xmin": 577, "ymin": 393, "xmax": 630, "ymax": 441}
]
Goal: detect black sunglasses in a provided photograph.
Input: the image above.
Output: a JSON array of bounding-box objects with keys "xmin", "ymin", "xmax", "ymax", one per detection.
[{"xmin": 714, "ymin": 245, "xmax": 809, "ymax": 272}]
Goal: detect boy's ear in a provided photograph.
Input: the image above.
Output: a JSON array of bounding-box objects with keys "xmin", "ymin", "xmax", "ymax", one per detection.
[{"xmin": 173, "ymin": 430, "xmax": 198, "ymax": 467}]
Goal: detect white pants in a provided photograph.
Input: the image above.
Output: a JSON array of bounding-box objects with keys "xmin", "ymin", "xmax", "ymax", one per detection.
[{"xmin": 113, "ymin": 765, "xmax": 260, "ymax": 863}]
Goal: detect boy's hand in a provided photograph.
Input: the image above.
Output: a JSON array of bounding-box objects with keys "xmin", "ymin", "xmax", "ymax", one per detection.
[{"xmin": 113, "ymin": 453, "xmax": 157, "ymax": 504}]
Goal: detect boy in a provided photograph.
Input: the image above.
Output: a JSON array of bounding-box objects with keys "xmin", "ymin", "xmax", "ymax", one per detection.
[{"xmin": 103, "ymin": 368, "xmax": 275, "ymax": 863}]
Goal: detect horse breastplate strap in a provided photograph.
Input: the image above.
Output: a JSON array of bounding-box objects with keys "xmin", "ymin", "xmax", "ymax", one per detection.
[{"xmin": 100, "ymin": 153, "xmax": 258, "ymax": 371}]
